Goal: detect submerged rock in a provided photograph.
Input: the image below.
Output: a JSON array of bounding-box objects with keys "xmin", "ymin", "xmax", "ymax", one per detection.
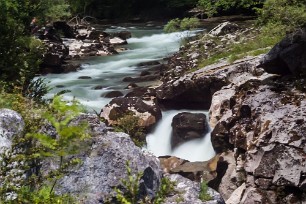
[{"xmin": 171, "ymin": 112, "xmax": 209, "ymax": 149}]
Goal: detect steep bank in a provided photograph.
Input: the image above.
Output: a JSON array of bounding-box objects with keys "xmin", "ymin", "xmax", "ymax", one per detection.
[{"xmin": 156, "ymin": 23, "xmax": 306, "ymax": 203}]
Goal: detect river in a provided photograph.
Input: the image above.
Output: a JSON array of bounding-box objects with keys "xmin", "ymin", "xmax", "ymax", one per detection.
[{"xmin": 44, "ymin": 24, "xmax": 215, "ymax": 162}]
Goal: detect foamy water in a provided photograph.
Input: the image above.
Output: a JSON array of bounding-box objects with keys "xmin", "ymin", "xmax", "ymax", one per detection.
[
  {"xmin": 146, "ymin": 110, "xmax": 215, "ymax": 162},
  {"xmin": 43, "ymin": 25, "xmax": 215, "ymax": 161}
]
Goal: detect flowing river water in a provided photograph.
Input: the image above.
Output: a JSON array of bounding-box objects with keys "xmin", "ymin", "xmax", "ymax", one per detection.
[{"xmin": 44, "ymin": 25, "xmax": 215, "ymax": 162}]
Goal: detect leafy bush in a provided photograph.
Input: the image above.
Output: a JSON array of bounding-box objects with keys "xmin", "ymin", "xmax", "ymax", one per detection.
[
  {"xmin": 111, "ymin": 161, "xmax": 177, "ymax": 204},
  {"xmin": 197, "ymin": 0, "xmax": 264, "ymax": 17},
  {"xmin": 257, "ymin": 0, "xmax": 306, "ymax": 34},
  {"xmin": 114, "ymin": 113, "xmax": 146, "ymax": 147},
  {"xmin": 0, "ymin": 95, "xmax": 90, "ymax": 203},
  {"xmin": 164, "ymin": 17, "xmax": 200, "ymax": 33}
]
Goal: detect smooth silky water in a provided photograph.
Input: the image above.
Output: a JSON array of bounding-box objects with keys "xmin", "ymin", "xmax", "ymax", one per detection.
[{"xmin": 43, "ymin": 25, "xmax": 215, "ymax": 161}]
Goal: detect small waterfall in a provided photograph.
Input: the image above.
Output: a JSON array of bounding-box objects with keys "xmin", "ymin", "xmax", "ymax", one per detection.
[{"xmin": 146, "ymin": 110, "xmax": 215, "ymax": 162}]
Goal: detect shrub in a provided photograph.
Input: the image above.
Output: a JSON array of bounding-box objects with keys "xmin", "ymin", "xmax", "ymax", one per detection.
[
  {"xmin": 199, "ymin": 180, "xmax": 211, "ymax": 202},
  {"xmin": 111, "ymin": 161, "xmax": 177, "ymax": 204},
  {"xmin": 257, "ymin": 0, "xmax": 306, "ymax": 34},
  {"xmin": 0, "ymin": 95, "xmax": 90, "ymax": 203},
  {"xmin": 114, "ymin": 113, "xmax": 146, "ymax": 147},
  {"xmin": 164, "ymin": 17, "xmax": 200, "ymax": 33}
]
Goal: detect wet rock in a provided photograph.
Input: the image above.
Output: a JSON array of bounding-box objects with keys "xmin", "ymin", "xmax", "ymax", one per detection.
[
  {"xmin": 100, "ymin": 97, "xmax": 162, "ymax": 130},
  {"xmin": 92, "ymin": 85, "xmax": 103, "ymax": 90},
  {"xmin": 259, "ymin": 27, "xmax": 306, "ymax": 76},
  {"xmin": 209, "ymin": 22, "xmax": 239, "ymax": 36},
  {"xmin": 78, "ymin": 76, "xmax": 92, "ymax": 79},
  {"xmin": 122, "ymin": 75, "xmax": 160, "ymax": 83},
  {"xmin": 171, "ymin": 112, "xmax": 209, "ymax": 149},
  {"xmin": 42, "ymin": 41, "xmax": 69, "ymax": 67},
  {"xmin": 103, "ymin": 91, "xmax": 124, "ymax": 98},
  {"xmin": 125, "ymin": 83, "xmax": 138, "ymax": 89},
  {"xmin": 125, "ymin": 87, "xmax": 148, "ymax": 98},
  {"xmin": 112, "ymin": 31, "xmax": 132, "ymax": 40},
  {"xmin": 53, "ymin": 21, "xmax": 75, "ymax": 38},
  {"xmin": 138, "ymin": 61, "xmax": 160, "ymax": 67},
  {"xmin": 140, "ymin": 70, "xmax": 151, "ymax": 76}
]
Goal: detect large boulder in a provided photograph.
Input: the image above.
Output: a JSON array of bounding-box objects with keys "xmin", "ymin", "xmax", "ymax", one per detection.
[
  {"xmin": 42, "ymin": 40, "xmax": 69, "ymax": 67},
  {"xmin": 53, "ymin": 21, "xmax": 75, "ymax": 38},
  {"xmin": 100, "ymin": 97, "xmax": 162, "ymax": 130},
  {"xmin": 45, "ymin": 114, "xmax": 162, "ymax": 203},
  {"xmin": 112, "ymin": 31, "xmax": 132, "ymax": 40},
  {"xmin": 259, "ymin": 27, "xmax": 306, "ymax": 76},
  {"xmin": 171, "ymin": 112, "xmax": 209, "ymax": 149}
]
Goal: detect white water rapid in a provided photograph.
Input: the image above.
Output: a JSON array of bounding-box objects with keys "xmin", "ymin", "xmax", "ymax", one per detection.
[
  {"xmin": 146, "ymin": 110, "xmax": 215, "ymax": 162},
  {"xmin": 43, "ymin": 25, "xmax": 215, "ymax": 161}
]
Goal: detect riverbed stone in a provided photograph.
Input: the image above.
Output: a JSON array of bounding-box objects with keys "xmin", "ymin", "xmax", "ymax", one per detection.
[{"xmin": 171, "ymin": 112, "xmax": 208, "ymax": 149}]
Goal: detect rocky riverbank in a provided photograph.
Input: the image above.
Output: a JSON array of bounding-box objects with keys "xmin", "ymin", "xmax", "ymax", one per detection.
[
  {"xmin": 152, "ymin": 23, "xmax": 306, "ymax": 203},
  {"xmin": 99, "ymin": 21, "xmax": 306, "ymax": 203},
  {"xmin": 38, "ymin": 21, "xmax": 131, "ymax": 74}
]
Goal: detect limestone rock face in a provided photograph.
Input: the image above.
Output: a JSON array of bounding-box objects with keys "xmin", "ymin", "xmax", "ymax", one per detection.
[
  {"xmin": 210, "ymin": 76, "xmax": 306, "ymax": 203},
  {"xmin": 171, "ymin": 112, "xmax": 208, "ymax": 149},
  {"xmin": 0, "ymin": 109, "xmax": 24, "ymax": 151},
  {"xmin": 259, "ymin": 27, "xmax": 306, "ymax": 76},
  {"xmin": 100, "ymin": 97, "xmax": 162, "ymax": 130},
  {"xmin": 156, "ymin": 56, "xmax": 262, "ymax": 109},
  {"xmin": 52, "ymin": 114, "xmax": 161, "ymax": 203}
]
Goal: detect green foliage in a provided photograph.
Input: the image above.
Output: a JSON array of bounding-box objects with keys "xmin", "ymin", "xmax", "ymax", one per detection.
[
  {"xmin": 257, "ymin": 0, "xmax": 306, "ymax": 34},
  {"xmin": 154, "ymin": 177, "xmax": 177, "ymax": 204},
  {"xmin": 114, "ymin": 161, "xmax": 143, "ymax": 204},
  {"xmin": 198, "ymin": 180, "xmax": 211, "ymax": 202},
  {"xmin": 111, "ymin": 161, "xmax": 178, "ymax": 204},
  {"xmin": 0, "ymin": 95, "xmax": 90, "ymax": 203},
  {"xmin": 164, "ymin": 17, "xmax": 200, "ymax": 33},
  {"xmin": 14, "ymin": 186, "xmax": 74, "ymax": 204},
  {"xmin": 114, "ymin": 113, "xmax": 146, "ymax": 147},
  {"xmin": 42, "ymin": 0, "xmax": 71, "ymax": 21},
  {"xmin": 197, "ymin": 0, "xmax": 264, "ymax": 17}
]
